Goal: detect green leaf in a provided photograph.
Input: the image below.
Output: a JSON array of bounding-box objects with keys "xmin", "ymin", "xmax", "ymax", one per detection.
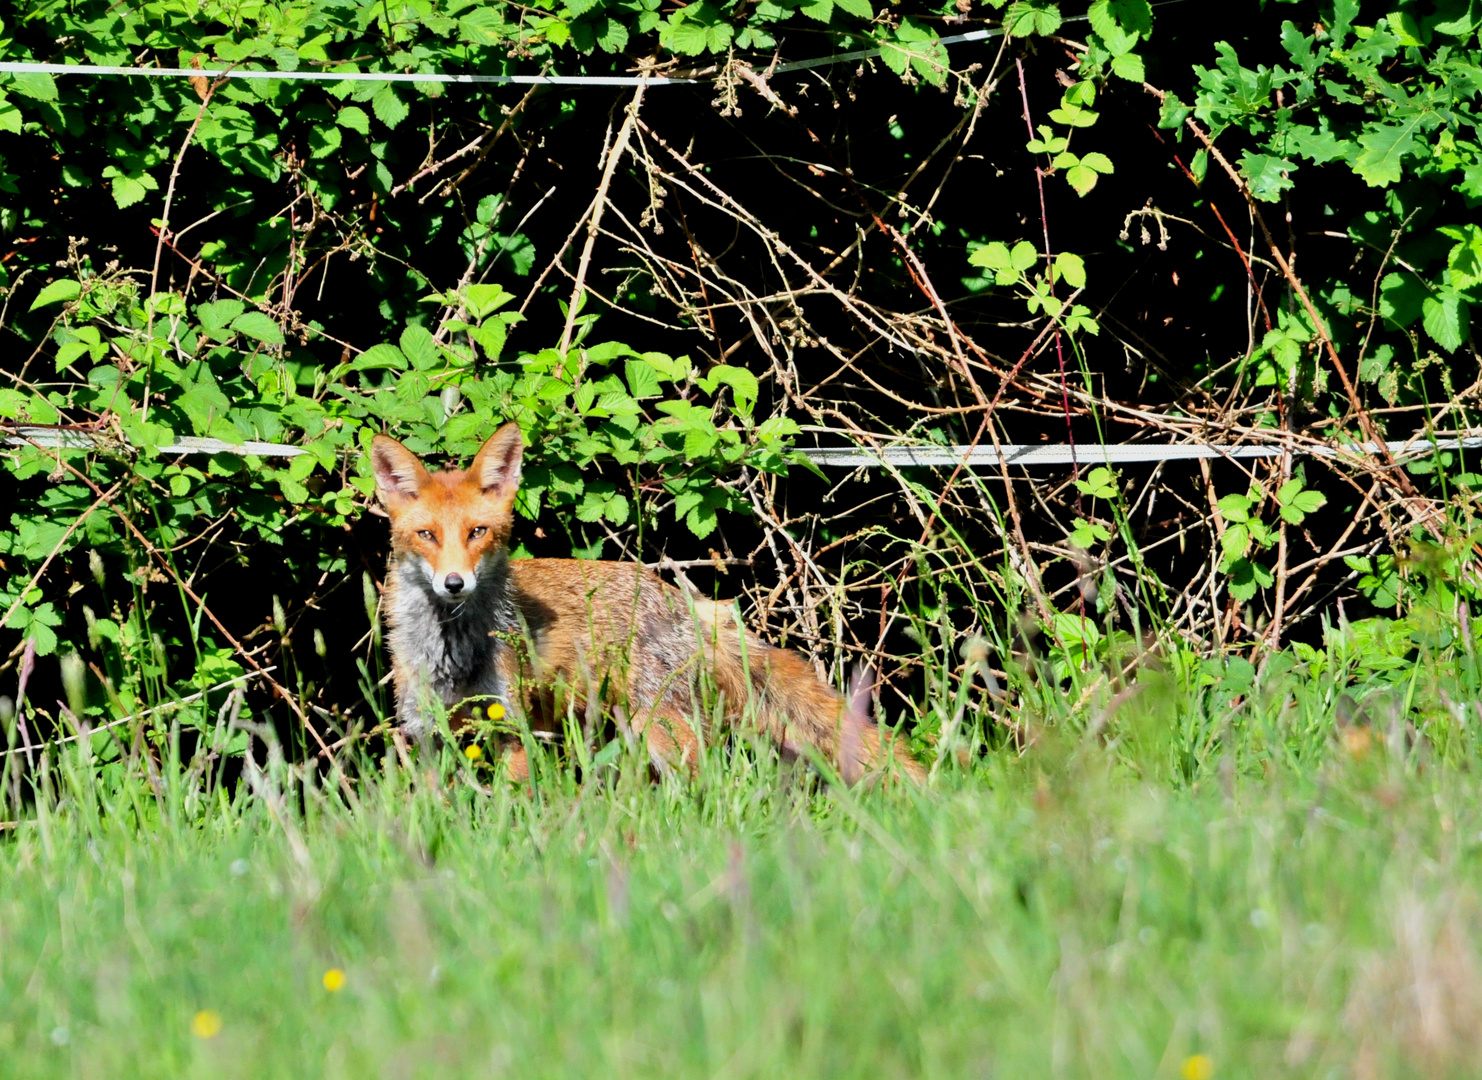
[
  {"xmin": 1217, "ymin": 493, "xmax": 1251, "ymax": 523},
  {"xmin": 625, "ymin": 359, "xmax": 662, "ymax": 399},
  {"xmin": 1378, "ymin": 272, "xmax": 1425, "ymax": 328},
  {"xmin": 1422, "ymin": 290, "xmax": 1469, "ymax": 352},
  {"xmin": 349, "ymin": 343, "xmax": 409, "ymax": 372},
  {"xmin": 30, "ymin": 279, "xmax": 80, "ymax": 311},
  {"xmin": 699, "ymin": 364, "xmax": 759, "ymax": 416},
  {"xmin": 372, "ymin": 86, "xmax": 409, "ymax": 129},
  {"xmin": 8, "ymin": 71, "xmax": 57, "ymax": 102},
  {"xmin": 231, "ymin": 312, "xmax": 285, "ymax": 345},
  {"xmin": 337, "ymin": 106, "xmax": 371, "ymax": 135},
  {"xmin": 0, "ymin": 92, "xmax": 21, "ymax": 134},
  {"xmin": 1352, "ymin": 119, "xmax": 1420, "ymax": 187},
  {"xmin": 1053, "ymin": 252, "xmax": 1086, "ymax": 289},
  {"xmin": 1239, "ymin": 152, "xmax": 1296, "ymax": 202},
  {"xmin": 835, "ymin": 0, "xmax": 873, "ymax": 16},
  {"xmin": 400, "ymin": 325, "xmax": 439, "ymax": 370},
  {"xmin": 1110, "ymin": 52, "xmax": 1145, "ymax": 81}
]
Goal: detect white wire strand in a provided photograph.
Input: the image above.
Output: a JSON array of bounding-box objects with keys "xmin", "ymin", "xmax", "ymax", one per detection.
[
  {"xmin": 6, "ymin": 426, "xmax": 1479, "ymax": 469},
  {"xmin": 0, "ymin": 24, "xmax": 1016, "ymax": 87}
]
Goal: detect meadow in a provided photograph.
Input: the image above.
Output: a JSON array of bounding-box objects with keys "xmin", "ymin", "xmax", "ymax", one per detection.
[{"xmin": 2, "ymin": 622, "xmax": 1479, "ymax": 1080}]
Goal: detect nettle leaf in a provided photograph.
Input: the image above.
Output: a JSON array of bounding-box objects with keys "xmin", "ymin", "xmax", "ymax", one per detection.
[
  {"xmin": 1239, "ymin": 152, "xmax": 1296, "ymax": 202},
  {"xmin": 1352, "ymin": 118, "xmax": 1421, "ymax": 187},
  {"xmin": 1422, "ymin": 290, "xmax": 1469, "ymax": 352},
  {"xmin": 231, "ymin": 312, "xmax": 284, "ymax": 345},
  {"xmin": 29, "ymin": 279, "xmax": 80, "ymax": 311}
]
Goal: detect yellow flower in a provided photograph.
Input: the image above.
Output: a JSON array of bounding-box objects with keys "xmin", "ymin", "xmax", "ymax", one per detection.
[
  {"xmin": 1181, "ymin": 1054, "xmax": 1214, "ymax": 1080},
  {"xmin": 322, "ymin": 968, "xmax": 346, "ymax": 993},
  {"xmin": 486, "ymin": 702, "xmax": 506, "ymax": 721},
  {"xmin": 191, "ymin": 1010, "xmax": 223, "ymax": 1039},
  {"xmin": 464, "ymin": 744, "xmax": 483, "ymax": 761}
]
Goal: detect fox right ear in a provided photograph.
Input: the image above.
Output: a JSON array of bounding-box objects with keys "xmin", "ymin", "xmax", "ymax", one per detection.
[{"xmin": 370, "ymin": 435, "xmax": 427, "ymax": 504}]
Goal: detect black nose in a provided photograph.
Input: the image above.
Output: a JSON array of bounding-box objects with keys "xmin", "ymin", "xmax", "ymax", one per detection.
[{"xmin": 444, "ymin": 574, "xmax": 464, "ymax": 594}]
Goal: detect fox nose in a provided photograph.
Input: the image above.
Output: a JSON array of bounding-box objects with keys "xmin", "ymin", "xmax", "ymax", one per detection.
[{"xmin": 444, "ymin": 573, "xmax": 465, "ymax": 594}]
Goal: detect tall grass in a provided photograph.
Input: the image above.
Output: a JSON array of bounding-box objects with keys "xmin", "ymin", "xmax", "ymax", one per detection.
[{"xmin": 4, "ymin": 601, "xmax": 1482, "ymax": 1078}]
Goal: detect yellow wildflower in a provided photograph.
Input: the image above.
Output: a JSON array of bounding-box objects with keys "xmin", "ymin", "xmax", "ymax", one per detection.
[
  {"xmin": 1181, "ymin": 1054, "xmax": 1214, "ymax": 1080},
  {"xmin": 464, "ymin": 744, "xmax": 483, "ymax": 761},
  {"xmin": 486, "ymin": 702, "xmax": 506, "ymax": 721},
  {"xmin": 191, "ymin": 1010, "xmax": 223, "ymax": 1039},
  {"xmin": 322, "ymin": 968, "xmax": 346, "ymax": 993}
]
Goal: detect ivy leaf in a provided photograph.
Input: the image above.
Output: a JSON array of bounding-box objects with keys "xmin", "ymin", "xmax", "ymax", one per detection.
[
  {"xmin": 1422, "ymin": 289, "xmax": 1469, "ymax": 352},
  {"xmin": 1239, "ymin": 151, "xmax": 1296, "ymax": 202}
]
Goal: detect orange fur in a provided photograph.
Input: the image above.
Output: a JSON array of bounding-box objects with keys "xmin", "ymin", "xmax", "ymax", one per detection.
[{"xmin": 373, "ymin": 424, "xmax": 924, "ymax": 785}]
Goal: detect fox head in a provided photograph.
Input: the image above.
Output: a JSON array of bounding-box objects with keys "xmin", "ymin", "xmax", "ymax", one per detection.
[{"xmin": 371, "ymin": 423, "xmax": 524, "ymax": 601}]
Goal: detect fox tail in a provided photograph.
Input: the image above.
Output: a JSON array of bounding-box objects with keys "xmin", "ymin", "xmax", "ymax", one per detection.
[{"xmin": 693, "ymin": 600, "xmax": 925, "ymax": 784}]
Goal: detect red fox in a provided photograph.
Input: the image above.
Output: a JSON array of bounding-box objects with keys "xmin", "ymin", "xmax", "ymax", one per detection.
[{"xmin": 371, "ymin": 423, "xmax": 924, "ymax": 784}]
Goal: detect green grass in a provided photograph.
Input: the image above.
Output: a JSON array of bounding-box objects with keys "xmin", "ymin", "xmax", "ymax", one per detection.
[{"xmin": 3, "ymin": 710, "xmax": 1482, "ymax": 1079}]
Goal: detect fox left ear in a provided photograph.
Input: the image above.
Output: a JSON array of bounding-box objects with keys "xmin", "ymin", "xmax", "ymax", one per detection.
[{"xmin": 470, "ymin": 422, "xmax": 524, "ymax": 502}]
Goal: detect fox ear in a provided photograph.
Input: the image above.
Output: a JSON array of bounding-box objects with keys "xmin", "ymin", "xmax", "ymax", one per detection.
[
  {"xmin": 371, "ymin": 435, "xmax": 427, "ymax": 504},
  {"xmin": 470, "ymin": 422, "xmax": 523, "ymax": 501}
]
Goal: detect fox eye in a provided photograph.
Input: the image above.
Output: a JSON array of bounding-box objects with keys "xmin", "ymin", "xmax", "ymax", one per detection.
[
  {"xmin": 469, "ymin": 526, "xmax": 487, "ymax": 540},
  {"xmin": 416, "ymin": 529, "xmax": 436, "ymax": 542}
]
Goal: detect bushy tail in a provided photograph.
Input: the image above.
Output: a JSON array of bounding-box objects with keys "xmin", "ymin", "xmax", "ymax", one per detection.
[{"xmin": 694, "ymin": 601, "xmax": 925, "ymax": 784}]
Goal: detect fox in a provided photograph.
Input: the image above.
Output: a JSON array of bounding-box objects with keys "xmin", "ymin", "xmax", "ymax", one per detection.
[{"xmin": 370, "ymin": 422, "xmax": 924, "ymax": 784}]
